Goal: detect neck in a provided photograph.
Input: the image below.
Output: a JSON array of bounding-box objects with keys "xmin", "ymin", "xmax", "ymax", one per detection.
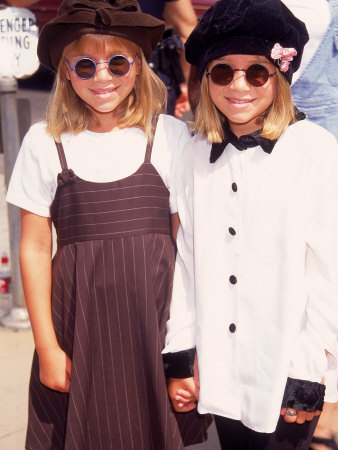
[
  {"xmin": 88, "ymin": 111, "xmax": 120, "ymax": 133},
  {"xmin": 227, "ymin": 119, "xmax": 262, "ymax": 138}
]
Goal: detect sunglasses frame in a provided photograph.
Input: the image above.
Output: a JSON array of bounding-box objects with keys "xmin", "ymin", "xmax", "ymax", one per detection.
[
  {"xmin": 66, "ymin": 54, "xmax": 137, "ymax": 80},
  {"xmin": 206, "ymin": 63, "xmax": 277, "ymax": 87}
]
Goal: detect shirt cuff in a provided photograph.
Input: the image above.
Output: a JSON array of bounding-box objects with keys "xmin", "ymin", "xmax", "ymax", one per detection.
[
  {"xmin": 162, "ymin": 348, "xmax": 196, "ymax": 378},
  {"xmin": 281, "ymin": 377, "xmax": 326, "ymax": 411}
]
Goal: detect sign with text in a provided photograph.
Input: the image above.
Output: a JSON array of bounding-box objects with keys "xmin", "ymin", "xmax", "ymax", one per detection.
[{"xmin": 0, "ymin": 5, "xmax": 39, "ymax": 78}]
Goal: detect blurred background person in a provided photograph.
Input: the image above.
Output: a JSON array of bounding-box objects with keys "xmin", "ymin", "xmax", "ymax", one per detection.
[
  {"xmin": 4, "ymin": 0, "xmax": 36, "ymax": 5},
  {"xmin": 139, "ymin": 0, "xmax": 198, "ymax": 117},
  {"xmin": 285, "ymin": 0, "xmax": 338, "ymax": 141}
]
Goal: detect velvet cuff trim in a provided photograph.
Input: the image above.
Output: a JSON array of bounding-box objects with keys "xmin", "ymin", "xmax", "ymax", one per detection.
[
  {"xmin": 282, "ymin": 377, "xmax": 326, "ymax": 411},
  {"xmin": 162, "ymin": 348, "xmax": 196, "ymax": 379}
]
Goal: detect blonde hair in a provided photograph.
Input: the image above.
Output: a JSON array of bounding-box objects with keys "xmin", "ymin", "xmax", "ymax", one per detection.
[
  {"xmin": 46, "ymin": 34, "xmax": 167, "ymax": 141},
  {"xmin": 192, "ymin": 68, "xmax": 296, "ymax": 143}
]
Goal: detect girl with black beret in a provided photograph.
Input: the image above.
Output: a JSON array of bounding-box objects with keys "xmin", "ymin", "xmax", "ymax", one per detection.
[
  {"xmin": 5, "ymin": 0, "xmax": 213, "ymax": 448},
  {"xmin": 162, "ymin": 0, "xmax": 338, "ymax": 448}
]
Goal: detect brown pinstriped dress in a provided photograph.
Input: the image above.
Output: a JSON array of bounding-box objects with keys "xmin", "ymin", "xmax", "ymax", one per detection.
[{"xmin": 25, "ymin": 137, "xmax": 209, "ymax": 450}]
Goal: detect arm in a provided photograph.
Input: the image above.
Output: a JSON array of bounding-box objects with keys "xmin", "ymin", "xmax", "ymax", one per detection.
[
  {"xmin": 20, "ymin": 209, "xmax": 71, "ymax": 392},
  {"xmin": 163, "ymin": 0, "xmax": 198, "ymax": 117},
  {"xmin": 171, "ymin": 212, "xmax": 180, "ymax": 241},
  {"xmin": 164, "ymin": 144, "xmax": 196, "ymax": 354},
  {"xmin": 4, "ymin": 0, "xmax": 37, "ymax": 6},
  {"xmin": 163, "ymin": 0, "xmax": 197, "ymax": 82},
  {"xmin": 281, "ymin": 135, "xmax": 338, "ymax": 423},
  {"xmin": 163, "ymin": 142, "xmax": 197, "ymax": 407}
]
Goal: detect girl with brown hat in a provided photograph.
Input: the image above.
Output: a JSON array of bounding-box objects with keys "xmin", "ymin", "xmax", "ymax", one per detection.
[
  {"xmin": 6, "ymin": 0, "xmax": 211, "ymax": 448},
  {"xmin": 162, "ymin": 0, "xmax": 338, "ymax": 448}
]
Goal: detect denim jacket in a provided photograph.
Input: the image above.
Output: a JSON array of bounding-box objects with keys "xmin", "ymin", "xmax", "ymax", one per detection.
[{"xmin": 291, "ymin": 0, "xmax": 338, "ymax": 140}]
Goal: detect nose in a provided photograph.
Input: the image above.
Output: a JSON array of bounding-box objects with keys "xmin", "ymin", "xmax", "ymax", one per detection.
[
  {"xmin": 94, "ymin": 61, "xmax": 112, "ymax": 80},
  {"xmin": 229, "ymin": 69, "xmax": 250, "ymax": 91}
]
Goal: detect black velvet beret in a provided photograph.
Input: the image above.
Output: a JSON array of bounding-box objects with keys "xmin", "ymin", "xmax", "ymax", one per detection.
[
  {"xmin": 185, "ymin": 0, "xmax": 309, "ymax": 84},
  {"xmin": 38, "ymin": 0, "xmax": 165, "ymax": 71}
]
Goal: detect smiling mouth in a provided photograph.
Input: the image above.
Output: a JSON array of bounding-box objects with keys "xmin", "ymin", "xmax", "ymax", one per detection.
[
  {"xmin": 228, "ymin": 98, "xmax": 253, "ymax": 104},
  {"xmin": 91, "ymin": 88, "xmax": 117, "ymax": 94}
]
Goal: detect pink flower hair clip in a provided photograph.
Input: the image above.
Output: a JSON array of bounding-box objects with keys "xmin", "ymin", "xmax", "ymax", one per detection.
[{"xmin": 271, "ymin": 43, "xmax": 297, "ymax": 73}]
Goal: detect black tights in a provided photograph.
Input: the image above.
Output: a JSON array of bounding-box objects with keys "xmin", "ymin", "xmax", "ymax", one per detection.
[{"xmin": 214, "ymin": 414, "xmax": 319, "ymax": 450}]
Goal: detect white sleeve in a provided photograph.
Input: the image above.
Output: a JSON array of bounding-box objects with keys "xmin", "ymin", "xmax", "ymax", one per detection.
[
  {"xmin": 288, "ymin": 134, "xmax": 338, "ymax": 402},
  {"xmin": 6, "ymin": 123, "xmax": 59, "ymax": 217},
  {"xmin": 151, "ymin": 114, "xmax": 192, "ymax": 214},
  {"xmin": 163, "ymin": 139, "xmax": 196, "ymax": 353}
]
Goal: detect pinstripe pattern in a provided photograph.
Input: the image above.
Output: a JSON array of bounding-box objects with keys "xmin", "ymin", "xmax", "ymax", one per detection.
[{"xmin": 26, "ymin": 140, "xmax": 210, "ymax": 449}]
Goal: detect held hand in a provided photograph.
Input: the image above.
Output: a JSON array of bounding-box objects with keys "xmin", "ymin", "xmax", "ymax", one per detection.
[
  {"xmin": 280, "ymin": 407, "xmax": 321, "ymax": 424},
  {"xmin": 38, "ymin": 346, "xmax": 72, "ymax": 393},
  {"xmin": 168, "ymin": 377, "xmax": 199, "ymax": 413}
]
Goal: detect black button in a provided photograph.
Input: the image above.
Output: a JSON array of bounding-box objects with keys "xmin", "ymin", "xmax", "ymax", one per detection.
[
  {"xmin": 229, "ymin": 323, "xmax": 236, "ymax": 333},
  {"xmin": 229, "ymin": 275, "xmax": 237, "ymax": 284},
  {"xmin": 232, "ymin": 183, "xmax": 238, "ymax": 192},
  {"xmin": 228, "ymin": 227, "xmax": 236, "ymax": 236}
]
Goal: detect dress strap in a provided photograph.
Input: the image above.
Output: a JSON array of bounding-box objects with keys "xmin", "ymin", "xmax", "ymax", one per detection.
[
  {"xmin": 54, "ymin": 140, "xmax": 69, "ymax": 172},
  {"xmin": 144, "ymin": 117, "xmax": 160, "ymax": 163},
  {"xmin": 54, "ymin": 140, "xmax": 77, "ymax": 186},
  {"xmin": 144, "ymin": 140, "xmax": 153, "ymax": 163}
]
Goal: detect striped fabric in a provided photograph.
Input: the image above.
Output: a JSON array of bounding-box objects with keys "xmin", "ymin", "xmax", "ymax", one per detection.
[{"xmin": 25, "ymin": 140, "xmax": 210, "ymax": 450}]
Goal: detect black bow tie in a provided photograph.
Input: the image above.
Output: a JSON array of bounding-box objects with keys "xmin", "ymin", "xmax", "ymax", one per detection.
[
  {"xmin": 210, "ymin": 128, "xmax": 276, "ymax": 163},
  {"xmin": 210, "ymin": 110, "xmax": 306, "ymax": 164}
]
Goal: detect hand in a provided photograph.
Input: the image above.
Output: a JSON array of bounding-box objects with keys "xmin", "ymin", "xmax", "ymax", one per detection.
[
  {"xmin": 168, "ymin": 377, "xmax": 199, "ymax": 412},
  {"xmin": 280, "ymin": 407, "xmax": 321, "ymax": 424},
  {"xmin": 37, "ymin": 346, "xmax": 72, "ymax": 393},
  {"xmin": 175, "ymin": 83, "xmax": 191, "ymax": 118}
]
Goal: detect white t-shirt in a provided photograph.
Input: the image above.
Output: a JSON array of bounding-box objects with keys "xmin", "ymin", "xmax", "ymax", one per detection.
[
  {"xmin": 283, "ymin": 0, "xmax": 331, "ymax": 83},
  {"xmin": 6, "ymin": 114, "xmax": 191, "ymax": 216}
]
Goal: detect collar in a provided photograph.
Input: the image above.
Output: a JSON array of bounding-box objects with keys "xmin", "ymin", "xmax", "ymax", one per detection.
[
  {"xmin": 210, "ymin": 127, "xmax": 276, "ymax": 163},
  {"xmin": 209, "ymin": 109, "xmax": 306, "ymax": 164}
]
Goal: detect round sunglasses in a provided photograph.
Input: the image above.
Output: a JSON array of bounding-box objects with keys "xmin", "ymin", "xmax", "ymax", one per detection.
[
  {"xmin": 206, "ymin": 63, "xmax": 277, "ymax": 87},
  {"xmin": 66, "ymin": 54, "xmax": 137, "ymax": 80}
]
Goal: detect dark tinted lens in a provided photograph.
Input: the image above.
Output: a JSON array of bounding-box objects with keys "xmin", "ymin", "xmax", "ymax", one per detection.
[
  {"xmin": 210, "ymin": 64, "xmax": 234, "ymax": 86},
  {"xmin": 75, "ymin": 58, "xmax": 96, "ymax": 79},
  {"xmin": 108, "ymin": 55, "xmax": 130, "ymax": 76},
  {"xmin": 246, "ymin": 64, "xmax": 269, "ymax": 86}
]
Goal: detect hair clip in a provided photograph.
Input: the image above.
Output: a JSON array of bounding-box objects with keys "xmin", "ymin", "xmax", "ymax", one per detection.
[{"xmin": 271, "ymin": 43, "xmax": 297, "ymax": 72}]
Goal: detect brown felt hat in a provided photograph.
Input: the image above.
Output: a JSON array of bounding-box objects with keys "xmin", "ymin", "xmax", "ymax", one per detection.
[{"xmin": 37, "ymin": 0, "xmax": 165, "ymax": 71}]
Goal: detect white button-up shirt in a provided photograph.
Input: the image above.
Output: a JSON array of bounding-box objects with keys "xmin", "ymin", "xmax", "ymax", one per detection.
[{"xmin": 164, "ymin": 119, "xmax": 338, "ymax": 433}]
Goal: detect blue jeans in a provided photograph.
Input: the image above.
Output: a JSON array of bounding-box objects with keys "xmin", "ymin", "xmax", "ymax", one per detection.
[{"xmin": 291, "ymin": 0, "xmax": 338, "ymax": 141}]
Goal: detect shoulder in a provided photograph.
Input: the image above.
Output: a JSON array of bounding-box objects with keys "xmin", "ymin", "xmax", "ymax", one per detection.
[
  {"xmin": 156, "ymin": 114, "xmax": 191, "ymax": 138},
  {"xmin": 21, "ymin": 121, "xmax": 56, "ymax": 154},
  {"xmin": 152, "ymin": 114, "xmax": 192, "ymax": 160},
  {"xmin": 183, "ymin": 132, "xmax": 211, "ymax": 163},
  {"xmin": 278, "ymin": 120, "xmax": 338, "ymax": 179},
  {"xmin": 282, "ymin": 120, "xmax": 338, "ymax": 158},
  {"xmin": 25, "ymin": 121, "xmax": 51, "ymax": 140}
]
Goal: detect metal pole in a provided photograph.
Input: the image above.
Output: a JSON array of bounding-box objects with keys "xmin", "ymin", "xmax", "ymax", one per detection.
[{"xmin": 0, "ymin": 76, "xmax": 30, "ymax": 329}]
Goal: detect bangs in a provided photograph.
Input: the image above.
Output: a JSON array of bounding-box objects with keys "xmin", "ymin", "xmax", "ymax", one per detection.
[
  {"xmin": 48, "ymin": 33, "xmax": 166, "ymax": 141},
  {"xmin": 67, "ymin": 34, "xmax": 140, "ymax": 57}
]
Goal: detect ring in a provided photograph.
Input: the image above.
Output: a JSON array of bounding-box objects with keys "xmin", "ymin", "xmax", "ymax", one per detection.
[{"xmin": 286, "ymin": 410, "xmax": 298, "ymax": 417}]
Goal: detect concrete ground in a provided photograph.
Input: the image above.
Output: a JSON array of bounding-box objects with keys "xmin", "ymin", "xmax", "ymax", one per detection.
[{"xmin": 0, "ymin": 322, "xmax": 34, "ymax": 449}]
